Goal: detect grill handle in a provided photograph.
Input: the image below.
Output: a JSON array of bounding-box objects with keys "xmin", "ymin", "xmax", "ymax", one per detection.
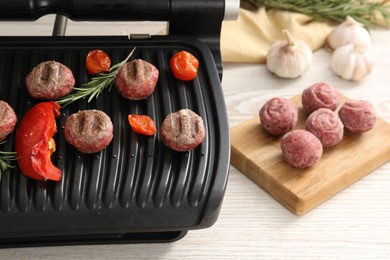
[{"xmin": 0, "ymin": 0, "xmax": 170, "ymax": 21}]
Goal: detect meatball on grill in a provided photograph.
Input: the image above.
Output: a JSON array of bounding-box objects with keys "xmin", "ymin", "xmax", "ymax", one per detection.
[
  {"xmin": 26, "ymin": 60, "xmax": 75, "ymax": 100},
  {"xmin": 0, "ymin": 100, "xmax": 17, "ymax": 141},
  {"xmin": 160, "ymin": 109, "xmax": 206, "ymax": 152},
  {"xmin": 114, "ymin": 59, "xmax": 159, "ymax": 100},
  {"xmin": 65, "ymin": 109, "xmax": 113, "ymax": 154}
]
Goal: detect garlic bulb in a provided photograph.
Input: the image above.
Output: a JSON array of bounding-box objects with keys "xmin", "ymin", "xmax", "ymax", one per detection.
[
  {"xmin": 266, "ymin": 29, "xmax": 312, "ymax": 79},
  {"xmin": 330, "ymin": 43, "xmax": 374, "ymax": 81},
  {"xmin": 325, "ymin": 16, "xmax": 371, "ymax": 51}
]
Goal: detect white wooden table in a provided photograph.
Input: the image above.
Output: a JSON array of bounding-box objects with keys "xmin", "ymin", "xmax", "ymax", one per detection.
[{"xmin": 0, "ymin": 15, "xmax": 389, "ymax": 259}]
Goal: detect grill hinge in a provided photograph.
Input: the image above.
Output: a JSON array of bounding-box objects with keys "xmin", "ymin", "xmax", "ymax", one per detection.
[{"xmin": 128, "ymin": 34, "xmax": 151, "ymax": 40}]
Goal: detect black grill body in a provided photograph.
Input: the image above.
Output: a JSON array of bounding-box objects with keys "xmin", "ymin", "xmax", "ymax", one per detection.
[{"xmin": 0, "ymin": 35, "xmax": 230, "ymax": 246}]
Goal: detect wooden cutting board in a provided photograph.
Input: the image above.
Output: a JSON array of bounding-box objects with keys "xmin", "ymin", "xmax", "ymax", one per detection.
[{"xmin": 231, "ymin": 95, "xmax": 390, "ymax": 215}]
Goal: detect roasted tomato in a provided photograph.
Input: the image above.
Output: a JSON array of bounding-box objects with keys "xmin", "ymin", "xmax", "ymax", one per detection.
[
  {"xmin": 86, "ymin": 49, "xmax": 111, "ymax": 74},
  {"xmin": 170, "ymin": 50, "xmax": 199, "ymax": 81},
  {"xmin": 128, "ymin": 114, "xmax": 157, "ymax": 136},
  {"xmin": 15, "ymin": 101, "xmax": 62, "ymax": 181}
]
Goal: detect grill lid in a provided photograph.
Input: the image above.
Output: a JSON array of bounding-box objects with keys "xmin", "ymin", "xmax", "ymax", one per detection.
[
  {"xmin": 0, "ymin": 35, "xmax": 230, "ymax": 246},
  {"xmin": 0, "ymin": 0, "xmax": 239, "ymax": 78}
]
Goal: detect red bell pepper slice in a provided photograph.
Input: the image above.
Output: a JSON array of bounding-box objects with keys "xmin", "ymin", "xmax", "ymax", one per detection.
[{"xmin": 15, "ymin": 101, "xmax": 62, "ymax": 181}]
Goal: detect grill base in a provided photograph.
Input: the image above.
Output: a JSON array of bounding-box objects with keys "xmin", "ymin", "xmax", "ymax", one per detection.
[
  {"xmin": 0, "ymin": 35, "xmax": 230, "ymax": 246},
  {"xmin": 0, "ymin": 231, "xmax": 187, "ymax": 248}
]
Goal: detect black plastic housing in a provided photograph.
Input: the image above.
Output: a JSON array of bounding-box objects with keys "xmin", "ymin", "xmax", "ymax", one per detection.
[{"xmin": 0, "ymin": 35, "xmax": 230, "ymax": 247}]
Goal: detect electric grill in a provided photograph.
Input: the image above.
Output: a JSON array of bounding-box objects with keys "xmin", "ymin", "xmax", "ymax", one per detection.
[{"xmin": 0, "ymin": 0, "xmax": 238, "ymax": 247}]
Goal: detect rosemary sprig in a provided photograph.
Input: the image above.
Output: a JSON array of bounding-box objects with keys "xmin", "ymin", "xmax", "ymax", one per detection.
[
  {"xmin": 246, "ymin": 0, "xmax": 390, "ymax": 28},
  {"xmin": 0, "ymin": 140, "xmax": 17, "ymax": 182},
  {"xmin": 57, "ymin": 47, "xmax": 136, "ymax": 107}
]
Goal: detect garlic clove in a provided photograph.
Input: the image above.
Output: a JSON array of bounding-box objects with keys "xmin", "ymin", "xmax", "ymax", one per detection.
[
  {"xmin": 325, "ymin": 16, "xmax": 371, "ymax": 51},
  {"xmin": 266, "ymin": 29, "xmax": 313, "ymax": 79},
  {"xmin": 330, "ymin": 43, "xmax": 374, "ymax": 81}
]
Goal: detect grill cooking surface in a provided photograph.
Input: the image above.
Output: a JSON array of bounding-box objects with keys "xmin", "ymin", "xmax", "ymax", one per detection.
[{"xmin": 0, "ymin": 36, "xmax": 229, "ymax": 245}]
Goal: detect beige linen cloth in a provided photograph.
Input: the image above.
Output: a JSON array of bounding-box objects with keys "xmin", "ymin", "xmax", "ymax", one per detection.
[{"xmin": 221, "ymin": 1, "xmax": 390, "ymax": 63}]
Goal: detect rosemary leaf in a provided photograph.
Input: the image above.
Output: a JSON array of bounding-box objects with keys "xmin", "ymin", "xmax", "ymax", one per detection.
[
  {"xmin": 246, "ymin": 0, "xmax": 390, "ymax": 28},
  {"xmin": 0, "ymin": 140, "xmax": 18, "ymax": 182},
  {"xmin": 57, "ymin": 47, "xmax": 136, "ymax": 107}
]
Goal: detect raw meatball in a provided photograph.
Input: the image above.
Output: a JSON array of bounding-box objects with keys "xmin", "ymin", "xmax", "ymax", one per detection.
[
  {"xmin": 114, "ymin": 59, "xmax": 159, "ymax": 100},
  {"xmin": 301, "ymin": 82, "xmax": 340, "ymax": 114},
  {"xmin": 259, "ymin": 97, "xmax": 298, "ymax": 136},
  {"xmin": 305, "ymin": 108, "xmax": 344, "ymax": 148},
  {"xmin": 26, "ymin": 61, "xmax": 75, "ymax": 100},
  {"xmin": 338, "ymin": 100, "xmax": 376, "ymax": 133},
  {"xmin": 65, "ymin": 110, "xmax": 113, "ymax": 153},
  {"xmin": 0, "ymin": 100, "xmax": 17, "ymax": 141},
  {"xmin": 160, "ymin": 109, "xmax": 206, "ymax": 152},
  {"xmin": 281, "ymin": 130, "xmax": 323, "ymax": 168}
]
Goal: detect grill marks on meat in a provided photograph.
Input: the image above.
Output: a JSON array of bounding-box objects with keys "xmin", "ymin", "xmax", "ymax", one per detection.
[
  {"xmin": 39, "ymin": 62, "xmax": 59, "ymax": 83},
  {"xmin": 161, "ymin": 109, "xmax": 206, "ymax": 152},
  {"xmin": 26, "ymin": 61, "xmax": 75, "ymax": 100},
  {"xmin": 129, "ymin": 60, "xmax": 143, "ymax": 80},
  {"xmin": 0, "ymin": 100, "xmax": 17, "ymax": 141},
  {"xmin": 75, "ymin": 111, "xmax": 107, "ymax": 137},
  {"xmin": 175, "ymin": 110, "xmax": 202, "ymax": 142},
  {"xmin": 114, "ymin": 59, "xmax": 159, "ymax": 100},
  {"xmin": 65, "ymin": 110, "xmax": 113, "ymax": 154}
]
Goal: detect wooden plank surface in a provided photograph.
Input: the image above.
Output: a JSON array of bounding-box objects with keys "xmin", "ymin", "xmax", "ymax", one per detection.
[{"xmin": 231, "ymin": 94, "xmax": 390, "ymax": 215}]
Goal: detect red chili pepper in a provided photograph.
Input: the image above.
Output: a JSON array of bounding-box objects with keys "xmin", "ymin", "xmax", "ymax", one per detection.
[
  {"xmin": 128, "ymin": 114, "xmax": 157, "ymax": 136},
  {"xmin": 170, "ymin": 50, "xmax": 199, "ymax": 81},
  {"xmin": 15, "ymin": 101, "xmax": 62, "ymax": 181},
  {"xmin": 86, "ymin": 49, "xmax": 111, "ymax": 75}
]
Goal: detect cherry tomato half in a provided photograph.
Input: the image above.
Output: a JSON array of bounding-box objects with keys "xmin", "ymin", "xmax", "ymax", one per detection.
[
  {"xmin": 128, "ymin": 114, "xmax": 157, "ymax": 136},
  {"xmin": 86, "ymin": 49, "xmax": 111, "ymax": 75},
  {"xmin": 15, "ymin": 101, "xmax": 62, "ymax": 181},
  {"xmin": 170, "ymin": 51, "xmax": 199, "ymax": 81}
]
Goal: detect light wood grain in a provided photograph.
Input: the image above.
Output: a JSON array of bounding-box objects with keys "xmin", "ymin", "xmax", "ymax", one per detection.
[
  {"xmin": 231, "ymin": 94, "xmax": 390, "ymax": 215},
  {"xmin": 0, "ymin": 18, "xmax": 389, "ymax": 260}
]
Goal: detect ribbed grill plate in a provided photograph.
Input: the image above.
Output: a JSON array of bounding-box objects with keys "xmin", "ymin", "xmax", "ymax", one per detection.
[{"xmin": 0, "ymin": 36, "xmax": 230, "ymax": 245}]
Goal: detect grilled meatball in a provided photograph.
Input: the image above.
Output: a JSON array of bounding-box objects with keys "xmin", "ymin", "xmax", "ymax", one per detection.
[
  {"xmin": 26, "ymin": 61, "xmax": 75, "ymax": 100},
  {"xmin": 114, "ymin": 59, "xmax": 159, "ymax": 100},
  {"xmin": 301, "ymin": 82, "xmax": 340, "ymax": 114},
  {"xmin": 160, "ymin": 109, "xmax": 206, "ymax": 152},
  {"xmin": 281, "ymin": 130, "xmax": 323, "ymax": 169},
  {"xmin": 0, "ymin": 100, "xmax": 17, "ymax": 141},
  {"xmin": 65, "ymin": 110, "xmax": 113, "ymax": 154},
  {"xmin": 259, "ymin": 97, "xmax": 298, "ymax": 136},
  {"xmin": 338, "ymin": 100, "xmax": 376, "ymax": 133},
  {"xmin": 305, "ymin": 108, "xmax": 344, "ymax": 148}
]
